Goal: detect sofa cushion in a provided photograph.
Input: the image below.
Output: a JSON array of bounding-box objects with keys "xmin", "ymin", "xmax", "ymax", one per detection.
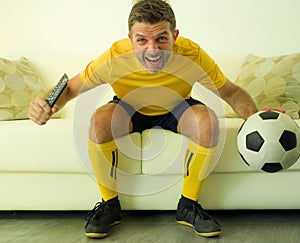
[
  {"xmin": 0, "ymin": 119, "xmax": 84, "ymax": 173},
  {"xmin": 0, "ymin": 119, "xmax": 142, "ymax": 174},
  {"xmin": 141, "ymin": 129, "xmax": 190, "ymax": 175},
  {"xmin": 141, "ymin": 120, "xmax": 300, "ymax": 175},
  {"xmin": 0, "ymin": 57, "xmax": 48, "ymax": 121},
  {"xmin": 226, "ymin": 53, "xmax": 300, "ymax": 119}
]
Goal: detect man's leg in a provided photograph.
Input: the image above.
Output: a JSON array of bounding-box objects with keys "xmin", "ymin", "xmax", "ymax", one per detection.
[
  {"xmin": 176, "ymin": 104, "xmax": 222, "ymax": 237},
  {"xmin": 178, "ymin": 104, "xmax": 219, "ymax": 200},
  {"xmin": 85, "ymin": 103, "xmax": 132, "ymax": 239}
]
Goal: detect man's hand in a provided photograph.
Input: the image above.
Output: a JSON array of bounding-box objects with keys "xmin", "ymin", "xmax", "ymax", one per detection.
[
  {"xmin": 260, "ymin": 106, "xmax": 286, "ymax": 113},
  {"xmin": 27, "ymin": 97, "xmax": 59, "ymax": 125}
]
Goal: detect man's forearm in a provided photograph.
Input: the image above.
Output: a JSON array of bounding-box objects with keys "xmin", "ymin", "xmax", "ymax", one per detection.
[
  {"xmin": 43, "ymin": 85, "xmax": 72, "ymax": 110},
  {"xmin": 229, "ymin": 88, "xmax": 258, "ymax": 119},
  {"xmin": 43, "ymin": 74, "xmax": 84, "ymax": 110}
]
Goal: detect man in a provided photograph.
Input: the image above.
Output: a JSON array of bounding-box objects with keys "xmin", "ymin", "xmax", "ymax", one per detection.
[{"xmin": 28, "ymin": 0, "xmax": 258, "ymax": 239}]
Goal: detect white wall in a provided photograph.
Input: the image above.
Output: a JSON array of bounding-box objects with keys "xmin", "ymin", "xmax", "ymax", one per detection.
[
  {"xmin": 173, "ymin": 0, "xmax": 300, "ymax": 56},
  {"xmin": 0, "ymin": 0, "xmax": 299, "ymax": 57}
]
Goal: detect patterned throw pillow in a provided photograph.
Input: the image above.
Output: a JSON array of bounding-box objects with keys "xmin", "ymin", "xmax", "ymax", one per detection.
[
  {"xmin": 0, "ymin": 57, "xmax": 47, "ymax": 121},
  {"xmin": 227, "ymin": 53, "xmax": 300, "ymax": 119}
]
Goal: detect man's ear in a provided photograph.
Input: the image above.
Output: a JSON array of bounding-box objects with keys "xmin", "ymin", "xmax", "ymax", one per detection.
[
  {"xmin": 128, "ymin": 33, "xmax": 132, "ymax": 40},
  {"xmin": 174, "ymin": 29, "xmax": 179, "ymax": 40}
]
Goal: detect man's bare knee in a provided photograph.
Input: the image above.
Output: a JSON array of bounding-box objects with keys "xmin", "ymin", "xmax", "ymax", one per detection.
[
  {"xmin": 178, "ymin": 105, "xmax": 219, "ymax": 147},
  {"xmin": 89, "ymin": 103, "xmax": 132, "ymax": 144}
]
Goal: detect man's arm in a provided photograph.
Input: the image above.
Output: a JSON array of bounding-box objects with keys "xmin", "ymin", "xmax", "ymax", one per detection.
[
  {"xmin": 217, "ymin": 79, "xmax": 258, "ymax": 119},
  {"xmin": 28, "ymin": 74, "xmax": 89, "ymax": 125}
]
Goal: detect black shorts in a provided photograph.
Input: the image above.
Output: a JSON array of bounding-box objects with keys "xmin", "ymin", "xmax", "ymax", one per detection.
[{"xmin": 109, "ymin": 96, "xmax": 205, "ymax": 133}]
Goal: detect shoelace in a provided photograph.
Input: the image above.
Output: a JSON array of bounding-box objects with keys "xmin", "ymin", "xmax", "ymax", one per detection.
[
  {"xmin": 85, "ymin": 202, "xmax": 105, "ymax": 227},
  {"xmin": 192, "ymin": 203, "xmax": 222, "ymax": 227}
]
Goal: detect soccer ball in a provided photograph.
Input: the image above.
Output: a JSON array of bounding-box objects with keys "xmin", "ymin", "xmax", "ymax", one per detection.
[{"xmin": 237, "ymin": 110, "xmax": 300, "ymax": 173}]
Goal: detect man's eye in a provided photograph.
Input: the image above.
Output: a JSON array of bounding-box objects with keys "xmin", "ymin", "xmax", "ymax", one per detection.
[
  {"xmin": 158, "ymin": 36, "xmax": 168, "ymax": 42},
  {"xmin": 137, "ymin": 38, "xmax": 146, "ymax": 43}
]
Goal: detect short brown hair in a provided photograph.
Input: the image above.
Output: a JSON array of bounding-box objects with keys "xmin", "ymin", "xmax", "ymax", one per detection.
[{"xmin": 128, "ymin": 0, "xmax": 176, "ymax": 34}]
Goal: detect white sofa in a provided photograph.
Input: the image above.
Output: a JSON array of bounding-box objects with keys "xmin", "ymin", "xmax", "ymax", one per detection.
[{"xmin": 1, "ymin": 54, "xmax": 300, "ymax": 211}]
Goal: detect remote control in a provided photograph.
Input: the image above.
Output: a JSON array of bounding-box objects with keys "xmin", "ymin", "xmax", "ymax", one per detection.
[{"xmin": 45, "ymin": 73, "xmax": 69, "ymax": 107}]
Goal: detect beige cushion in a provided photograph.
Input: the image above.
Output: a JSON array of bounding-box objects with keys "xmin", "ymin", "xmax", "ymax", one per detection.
[
  {"xmin": 227, "ymin": 53, "xmax": 300, "ymax": 119},
  {"xmin": 0, "ymin": 57, "xmax": 47, "ymax": 121}
]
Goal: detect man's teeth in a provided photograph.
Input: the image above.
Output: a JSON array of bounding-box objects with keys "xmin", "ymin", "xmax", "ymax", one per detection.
[{"xmin": 146, "ymin": 56, "xmax": 161, "ymax": 62}]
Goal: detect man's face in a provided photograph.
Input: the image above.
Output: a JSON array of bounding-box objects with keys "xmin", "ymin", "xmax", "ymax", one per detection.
[{"xmin": 128, "ymin": 21, "xmax": 179, "ymax": 73}]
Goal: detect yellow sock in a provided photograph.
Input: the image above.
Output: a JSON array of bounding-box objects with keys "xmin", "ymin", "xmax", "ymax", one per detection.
[
  {"xmin": 182, "ymin": 140, "xmax": 218, "ymax": 201},
  {"xmin": 88, "ymin": 139, "xmax": 119, "ymax": 201}
]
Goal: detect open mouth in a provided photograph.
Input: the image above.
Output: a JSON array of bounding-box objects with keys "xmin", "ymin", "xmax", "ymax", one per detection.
[
  {"xmin": 134, "ymin": 50, "xmax": 171, "ymax": 73},
  {"xmin": 144, "ymin": 55, "xmax": 164, "ymax": 73},
  {"xmin": 145, "ymin": 55, "xmax": 162, "ymax": 64}
]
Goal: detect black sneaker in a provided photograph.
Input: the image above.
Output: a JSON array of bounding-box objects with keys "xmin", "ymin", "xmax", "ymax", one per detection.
[
  {"xmin": 85, "ymin": 197, "xmax": 121, "ymax": 238},
  {"xmin": 176, "ymin": 197, "xmax": 222, "ymax": 237}
]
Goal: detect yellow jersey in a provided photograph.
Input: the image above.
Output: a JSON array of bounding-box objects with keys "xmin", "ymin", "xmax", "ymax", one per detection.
[{"xmin": 79, "ymin": 36, "xmax": 226, "ymax": 116}]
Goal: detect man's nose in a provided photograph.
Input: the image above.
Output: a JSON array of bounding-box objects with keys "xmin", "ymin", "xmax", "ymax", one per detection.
[{"xmin": 147, "ymin": 41, "xmax": 159, "ymax": 55}]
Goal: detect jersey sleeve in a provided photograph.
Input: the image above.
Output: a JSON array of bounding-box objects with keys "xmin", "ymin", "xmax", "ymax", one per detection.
[
  {"xmin": 79, "ymin": 50, "xmax": 112, "ymax": 88},
  {"xmin": 198, "ymin": 48, "xmax": 227, "ymax": 90}
]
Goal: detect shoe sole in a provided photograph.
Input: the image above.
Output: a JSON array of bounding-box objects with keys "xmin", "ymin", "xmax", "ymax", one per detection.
[
  {"xmin": 85, "ymin": 220, "xmax": 121, "ymax": 239},
  {"xmin": 176, "ymin": 220, "xmax": 222, "ymax": 238}
]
